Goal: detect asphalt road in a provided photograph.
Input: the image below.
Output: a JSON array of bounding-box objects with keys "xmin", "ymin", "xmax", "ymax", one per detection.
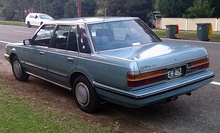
[
  {"xmin": 0, "ymin": 25, "xmax": 219, "ymax": 133},
  {"xmin": 0, "ymin": 25, "xmax": 36, "ymax": 43}
]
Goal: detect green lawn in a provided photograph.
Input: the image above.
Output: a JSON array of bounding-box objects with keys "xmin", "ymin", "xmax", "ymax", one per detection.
[
  {"xmin": 0, "ymin": 21, "xmax": 26, "ymax": 26},
  {"xmin": 153, "ymin": 29, "xmax": 220, "ymax": 42},
  {"xmin": 0, "ymin": 75, "xmax": 118, "ymax": 133}
]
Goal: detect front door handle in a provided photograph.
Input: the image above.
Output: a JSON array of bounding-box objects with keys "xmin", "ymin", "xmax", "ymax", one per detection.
[{"xmin": 67, "ymin": 57, "xmax": 74, "ymax": 63}]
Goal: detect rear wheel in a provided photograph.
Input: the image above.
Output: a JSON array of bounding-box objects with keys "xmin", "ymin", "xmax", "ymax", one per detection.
[
  {"xmin": 12, "ymin": 56, "xmax": 29, "ymax": 81},
  {"xmin": 73, "ymin": 76, "xmax": 99, "ymax": 113},
  {"xmin": 27, "ymin": 21, "xmax": 31, "ymax": 28}
]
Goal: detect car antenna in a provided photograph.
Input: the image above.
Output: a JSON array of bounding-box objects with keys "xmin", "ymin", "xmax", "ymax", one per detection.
[
  {"xmin": 97, "ymin": 0, "xmax": 107, "ymax": 52},
  {"xmin": 104, "ymin": 0, "xmax": 107, "ymax": 18}
]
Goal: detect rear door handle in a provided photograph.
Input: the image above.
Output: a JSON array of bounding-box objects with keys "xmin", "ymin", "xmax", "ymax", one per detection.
[
  {"xmin": 40, "ymin": 51, "xmax": 45, "ymax": 56},
  {"xmin": 67, "ymin": 57, "xmax": 74, "ymax": 63}
]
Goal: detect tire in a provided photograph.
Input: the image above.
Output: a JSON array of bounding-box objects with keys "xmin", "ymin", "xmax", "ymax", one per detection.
[
  {"xmin": 27, "ymin": 21, "xmax": 31, "ymax": 28},
  {"xmin": 73, "ymin": 76, "xmax": 99, "ymax": 113},
  {"xmin": 12, "ymin": 56, "xmax": 30, "ymax": 81}
]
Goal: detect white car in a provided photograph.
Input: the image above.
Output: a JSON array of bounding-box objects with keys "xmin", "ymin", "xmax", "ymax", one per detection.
[{"xmin": 25, "ymin": 13, "xmax": 54, "ymax": 28}]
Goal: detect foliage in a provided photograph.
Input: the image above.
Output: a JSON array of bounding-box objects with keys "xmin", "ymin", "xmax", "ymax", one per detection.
[
  {"xmin": 186, "ymin": 0, "xmax": 215, "ymax": 18},
  {"xmin": 50, "ymin": 0, "xmax": 67, "ymax": 19},
  {"xmin": 64, "ymin": 0, "xmax": 77, "ymax": 18},
  {"xmin": 156, "ymin": 0, "xmax": 193, "ymax": 18},
  {"xmin": 1, "ymin": 0, "xmax": 17, "ymax": 20},
  {"xmin": 211, "ymin": 0, "xmax": 220, "ymax": 18},
  {"xmin": 106, "ymin": 0, "xmax": 155, "ymax": 22},
  {"xmin": 0, "ymin": 0, "xmax": 97, "ymax": 21},
  {"xmin": 82, "ymin": 0, "xmax": 97, "ymax": 17},
  {"xmin": 1, "ymin": 0, "xmax": 219, "ymax": 22},
  {"xmin": 156, "ymin": 0, "xmax": 219, "ymax": 18}
]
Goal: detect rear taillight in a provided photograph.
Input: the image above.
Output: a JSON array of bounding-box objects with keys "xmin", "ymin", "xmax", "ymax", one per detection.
[
  {"xmin": 127, "ymin": 70, "xmax": 166, "ymax": 87},
  {"xmin": 127, "ymin": 58, "xmax": 210, "ymax": 87},
  {"xmin": 5, "ymin": 47, "xmax": 8, "ymax": 54},
  {"xmin": 188, "ymin": 58, "xmax": 209, "ymax": 72}
]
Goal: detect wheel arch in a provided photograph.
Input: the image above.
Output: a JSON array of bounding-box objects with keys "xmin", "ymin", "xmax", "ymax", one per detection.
[
  {"xmin": 69, "ymin": 71, "xmax": 94, "ymax": 91},
  {"xmin": 9, "ymin": 53, "xmax": 18, "ymax": 64}
]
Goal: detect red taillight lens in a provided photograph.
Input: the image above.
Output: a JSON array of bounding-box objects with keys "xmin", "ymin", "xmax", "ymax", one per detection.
[
  {"xmin": 188, "ymin": 58, "xmax": 209, "ymax": 72},
  {"xmin": 127, "ymin": 70, "xmax": 165, "ymax": 87},
  {"xmin": 5, "ymin": 47, "xmax": 8, "ymax": 54}
]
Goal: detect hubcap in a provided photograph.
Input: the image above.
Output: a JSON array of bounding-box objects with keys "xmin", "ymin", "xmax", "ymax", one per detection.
[
  {"xmin": 75, "ymin": 82, "xmax": 90, "ymax": 107},
  {"xmin": 13, "ymin": 61, "xmax": 22, "ymax": 77}
]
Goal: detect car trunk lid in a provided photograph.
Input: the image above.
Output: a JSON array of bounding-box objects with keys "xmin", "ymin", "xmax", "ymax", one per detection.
[{"xmin": 98, "ymin": 42, "xmax": 208, "ymax": 73}]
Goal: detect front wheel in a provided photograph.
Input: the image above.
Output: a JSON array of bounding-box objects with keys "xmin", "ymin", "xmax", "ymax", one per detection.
[
  {"xmin": 12, "ymin": 56, "xmax": 30, "ymax": 81},
  {"xmin": 73, "ymin": 76, "xmax": 99, "ymax": 113}
]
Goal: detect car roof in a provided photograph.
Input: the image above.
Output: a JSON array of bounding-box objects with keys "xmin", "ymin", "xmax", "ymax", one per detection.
[
  {"xmin": 43, "ymin": 17, "xmax": 139, "ymax": 25},
  {"xmin": 28, "ymin": 13, "xmax": 48, "ymax": 16}
]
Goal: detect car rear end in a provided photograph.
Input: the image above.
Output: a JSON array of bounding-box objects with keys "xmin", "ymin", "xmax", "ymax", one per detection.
[
  {"xmin": 95, "ymin": 42, "xmax": 214, "ymax": 108},
  {"xmin": 88, "ymin": 17, "xmax": 214, "ymax": 108}
]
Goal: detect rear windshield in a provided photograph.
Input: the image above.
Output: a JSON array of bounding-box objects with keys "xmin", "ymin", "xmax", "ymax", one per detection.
[{"xmin": 88, "ymin": 19, "xmax": 161, "ymax": 51}]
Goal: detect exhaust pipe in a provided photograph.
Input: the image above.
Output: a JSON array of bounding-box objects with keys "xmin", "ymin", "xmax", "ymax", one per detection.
[
  {"xmin": 170, "ymin": 96, "xmax": 178, "ymax": 101},
  {"xmin": 186, "ymin": 92, "xmax": 192, "ymax": 96},
  {"xmin": 167, "ymin": 96, "xmax": 178, "ymax": 102}
]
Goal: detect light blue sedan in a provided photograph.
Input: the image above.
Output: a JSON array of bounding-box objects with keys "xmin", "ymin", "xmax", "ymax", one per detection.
[{"xmin": 4, "ymin": 17, "xmax": 215, "ymax": 113}]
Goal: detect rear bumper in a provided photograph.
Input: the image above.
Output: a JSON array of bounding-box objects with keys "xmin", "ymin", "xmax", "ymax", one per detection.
[{"xmin": 94, "ymin": 71, "xmax": 215, "ymax": 108}]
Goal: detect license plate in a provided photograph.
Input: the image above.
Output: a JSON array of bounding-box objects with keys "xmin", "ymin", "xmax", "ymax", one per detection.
[{"xmin": 168, "ymin": 67, "xmax": 183, "ymax": 80}]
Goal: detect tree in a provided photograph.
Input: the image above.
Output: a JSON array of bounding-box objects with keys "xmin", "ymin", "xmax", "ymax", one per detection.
[
  {"xmin": 156, "ymin": 0, "xmax": 193, "ymax": 18},
  {"xmin": 1, "ymin": 0, "xmax": 18, "ymax": 20},
  {"xmin": 82, "ymin": 0, "xmax": 97, "ymax": 17},
  {"xmin": 64, "ymin": 0, "xmax": 97, "ymax": 18},
  {"xmin": 211, "ymin": 0, "xmax": 220, "ymax": 17},
  {"xmin": 106, "ymin": 0, "xmax": 155, "ymax": 22},
  {"xmin": 186, "ymin": 0, "xmax": 215, "ymax": 18},
  {"xmin": 50, "ymin": 0, "xmax": 67, "ymax": 19},
  {"xmin": 64, "ymin": 0, "xmax": 77, "ymax": 18}
]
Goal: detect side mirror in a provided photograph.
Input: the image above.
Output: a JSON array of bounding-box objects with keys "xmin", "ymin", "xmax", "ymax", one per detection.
[{"xmin": 23, "ymin": 39, "xmax": 32, "ymax": 45}]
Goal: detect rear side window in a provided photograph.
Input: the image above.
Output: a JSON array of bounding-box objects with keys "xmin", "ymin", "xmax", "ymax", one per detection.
[
  {"xmin": 51, "ymin": 25, "xmax": 70, "ymax": 49},
  {"xmin": 50, "ymin": 25, "xmax": 78, "ymax": 52},
  {"xmin": 67, "ymin": 26, "xmax": 78, "ymax": 51},
  {"xmin": 28, "ymin": 15, "xmax": 35, "ymax": 18}
]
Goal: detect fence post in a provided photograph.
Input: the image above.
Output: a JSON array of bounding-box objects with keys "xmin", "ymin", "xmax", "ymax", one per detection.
[{"xmin": 185, "ymin": 18, "xmax": 188, "ymax": 31}]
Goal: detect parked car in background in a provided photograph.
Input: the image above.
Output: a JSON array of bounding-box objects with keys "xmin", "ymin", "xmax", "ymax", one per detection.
[
  {"xmin": 4, "ymin": 17, "xmax": 215, "ymax": 113},
  {"xmin": 25, "ymin": 13, "xmax": 54, "ymax": 28}
]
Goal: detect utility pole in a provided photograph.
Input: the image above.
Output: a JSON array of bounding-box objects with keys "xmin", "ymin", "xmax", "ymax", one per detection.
[{"xmin": 77, "ymin": 0, "xmax": 82, "ymax": 17}]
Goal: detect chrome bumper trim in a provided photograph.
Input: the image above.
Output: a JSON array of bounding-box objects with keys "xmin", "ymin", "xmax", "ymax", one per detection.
[{"xmin": 94, "ymin": 71, "xmax": 215, "ymax": 99}]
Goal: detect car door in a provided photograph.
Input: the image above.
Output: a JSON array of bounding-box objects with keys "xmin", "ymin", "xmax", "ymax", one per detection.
[
  {"xmin": 23, "ymin": 24, "xmax": 55, "ymax": 78},
  {"xmin": 30, "ymin": 14, "xmax": 38, "ymax": 26},
  {"xmin": 47, "ymin": 25, "xmax": 79, "ymax": 88}
]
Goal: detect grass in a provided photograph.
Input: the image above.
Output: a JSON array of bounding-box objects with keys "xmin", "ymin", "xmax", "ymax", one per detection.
[
  {"xmin": 0, "ymin": 21, "xmax": 26, "ymax": 26},
  {"xmin": 0, "ymin": 76, "xmax": 119, "ymax": 133},
  {"xmin": 153, "ymin": 29, "xmax": 220, "ymax": 42}
]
